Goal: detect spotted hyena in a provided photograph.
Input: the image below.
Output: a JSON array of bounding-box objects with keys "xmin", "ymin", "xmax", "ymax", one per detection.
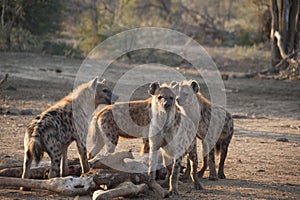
[
  {"xmin": 87, "ymin": 96, "xmax": 152, "ymax": 159},
  {"xmin": 148, "ymin": 82, "xmax": 203, "ymax": 195},
  {"xmin": 175, "ymin": 80, "xmax": 234, "ymax": 180},
  {"xmin": 21, "ymin": 77, "xmax": 115, "ymax": 190}
]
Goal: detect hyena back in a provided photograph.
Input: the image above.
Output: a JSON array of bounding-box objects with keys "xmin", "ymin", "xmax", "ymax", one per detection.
[
  {"xmin": 21, "ymin": 77, "xmax": 114, "ymax": 190},
  {"xmin": 87, "ymin": 98, "xmax": 152, "ymax": 159},
  {"xmin": 148, "ymin": 82, "xmax": 203, "ymax": 195},
  {"xmin": 176, "ymin": 80, "xmax": 234, "ymax": 180}
]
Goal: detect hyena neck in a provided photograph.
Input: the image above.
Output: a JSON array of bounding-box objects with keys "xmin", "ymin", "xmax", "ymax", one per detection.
[
  {"xmin": 151, "ymin": 105, "xmax": 176, "ymax": 129},
  {"xmin": 179, "ymin": 104, "xmax": 200, "ymax": 127},
  {"xmin": 197, "ymin": 93, "xmax": 211, "ymax": 108},
  {"xmin": 71, "ymin": 86, "xmax": 95, "ymax": 133},
  {"xmin": 179, "ymin": 94, "xmax": 201, "ymax": 126}
]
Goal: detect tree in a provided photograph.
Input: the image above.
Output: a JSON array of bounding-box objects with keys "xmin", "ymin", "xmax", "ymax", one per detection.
[
  {"xmin": 0, "ymin": 0, "xmax": 23, "ymax": 50},
  {"xmin": 0, "ymin": 0, "xmax": 63, "ymax": 50},
  {"xmin": 270, "ymin": 0, "xmax": 300, "ymax": 70}
]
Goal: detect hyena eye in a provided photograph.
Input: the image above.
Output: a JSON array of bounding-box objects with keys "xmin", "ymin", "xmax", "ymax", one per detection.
[
  {"xmin": 169, "ymin": 96, "xmax": 174, "ymax": 101},
  {"xmin": 102, "ymin": 89, "xmax": 108, "ymax": 93},
  {"xmin": 157, "ymin": 95, "xmax": 163, "ymax": 100}
]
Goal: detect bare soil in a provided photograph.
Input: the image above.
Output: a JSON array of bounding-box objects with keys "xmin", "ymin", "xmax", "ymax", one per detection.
[{"xmin": 0, "ymin": 50, "xmax": 299, "ymax": 200}]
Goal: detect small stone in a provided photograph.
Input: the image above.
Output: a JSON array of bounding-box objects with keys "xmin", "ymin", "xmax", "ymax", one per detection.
[
  {"xmin": 55, "ymin": 68, "xmax": 62, "ymax": 73},
  {"xmin": 276, "ymin": 137, "xmax": 289, "ymax": 142}
]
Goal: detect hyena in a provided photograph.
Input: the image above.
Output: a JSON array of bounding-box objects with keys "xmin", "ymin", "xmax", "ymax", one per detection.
[
  {"xmin": 21, "ymin": 77, "xmax": 114, "ymax": 190},
  {"xmin": 148, "ymin": 82, "xmax": 203, "ymax": 195},
  {"xmin": 87, "ymin": 97, "xmax": 152, "ymax": 159},
  {"xmin": 175, "ymin": 80, "xmax": 234, "ymax": 180}
]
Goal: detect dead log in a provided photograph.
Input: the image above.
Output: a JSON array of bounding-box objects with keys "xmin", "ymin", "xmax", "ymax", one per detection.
[
  {"xmin": 0, "ymin": 175, "xmax": 96, "ymax": 196},
  {"xmin": 93, "ymin": 172, "xmax": 168, "ymax": 198},
  {"xmin": 0, "ymin": 161, "xmax": 22, "ymax": 170},
  {"xmin": 90, "ymin": 151, "xmax": 135, "ymax": 170},
  {"xmin": 0, "ymin": 151, "xmax": 133, "ymax": 178},
  {"xmin": 0, "ymin": 151, "xmax": 169, "ymax": 198},
  {"xmin": 0, "ymin": 166, "xmax": 46, "ymax": 179},
  {"xmin": 93, "ymin": 181, "xmax": 148, "ymax": 200}
]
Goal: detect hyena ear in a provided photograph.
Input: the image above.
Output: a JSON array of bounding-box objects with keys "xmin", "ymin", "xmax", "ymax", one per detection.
[
  {"xmin": 189, "ymin": 80, "xmax": 200, "ymax": 93},
  {"xmin": 100, "ymin": 78, "xmax": 106, "ymax": 84},
  {"xmin": 148, "ymin": 81, "xmax": 160, "ymax": 96},
  {"xmin": 90, "ymin": 76, "xmax": 98, "ymax": 90}
]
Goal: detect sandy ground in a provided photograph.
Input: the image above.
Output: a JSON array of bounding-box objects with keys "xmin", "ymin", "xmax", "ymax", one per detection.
[{"xmin": 0, "ymin": 50, "xmax": 299, "ymax": 200}]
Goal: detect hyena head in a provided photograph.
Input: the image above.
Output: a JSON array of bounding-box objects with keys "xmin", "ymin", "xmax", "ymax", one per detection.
[
  {"xmin": 94, "ymin": 78, "xmax": 118, "ymax": 107},
  {"xmin": 148, "ymin": 82, "xmax": 176, "ymax": 113},
  {"xmin": 176, "ymin": 80, "xmax": 200, "ymax": 107}
]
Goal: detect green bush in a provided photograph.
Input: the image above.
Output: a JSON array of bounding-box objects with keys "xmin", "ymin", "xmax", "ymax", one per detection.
[
  {"xmin": 42, "ymin": 41, "xmax": 83, "ymax": 59},
  {"xmin": 10, "ymin": 27, "xmax": 43, "ymax": 52},
  {"xmin": 236, "ymin": 29, "xmax": 262, "ymax": 46}
]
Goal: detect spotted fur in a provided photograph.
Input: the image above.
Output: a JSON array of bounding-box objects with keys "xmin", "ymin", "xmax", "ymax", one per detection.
[
  {"xmin": 21, "ymin": 77, "xmax": 114, "ymax": 190},
  {"xmin": 176, "ymin": 80, "xmax": 234, "ymax": 180},
  {"xmin": 87, "ymin": 97, "xmax": 152, "ymax": 159},
  {"xmin": 148, "ymin": 82, "xmax": 203, "ymax": 195}
]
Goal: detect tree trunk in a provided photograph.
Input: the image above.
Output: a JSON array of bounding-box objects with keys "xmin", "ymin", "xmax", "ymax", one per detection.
[
  {"xmin": 270, "ymin": 0, "xmax": 281, "ymax": 66},
  {"xmin": 270, "ymin": 0, "xmax": 299, "ymax": 69},
  {"xmin": 287, "ymin": 0, "xmax": 299, "ymax": 52}
]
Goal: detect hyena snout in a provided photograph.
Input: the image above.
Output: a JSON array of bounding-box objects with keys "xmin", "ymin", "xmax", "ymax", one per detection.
[{"xmin": 163, "ymin": 97, "xmax": 174, "ymax": 111}]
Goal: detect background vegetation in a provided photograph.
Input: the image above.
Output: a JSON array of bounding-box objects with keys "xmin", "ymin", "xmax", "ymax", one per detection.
[
  {"xmin": 0, "ymin": 0, "xmax": 271, "ymax": 56},
  {"xmin": 0, "ymin": 0, "xmax": 299, "ymax": 79}
]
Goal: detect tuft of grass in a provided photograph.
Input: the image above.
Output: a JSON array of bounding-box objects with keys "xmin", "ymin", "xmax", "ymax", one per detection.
[{"xmin": 226, "ymin": 44, "xmax": 270, "ymax": 60}]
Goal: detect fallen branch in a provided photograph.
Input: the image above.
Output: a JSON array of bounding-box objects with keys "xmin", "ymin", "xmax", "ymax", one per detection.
[
  {"xmin": 0, "ymin": 151, "xmax": 134, "ymax": 178},
  {"xmin": 0, "ymin": 151, "xmax": 170, "ymax": 198},
  {"xmin": 93, "ymin": 181, "xmax": 148, "ymax": 200},
  {"xmin": 0, "ymin": 166, "xmax": 49, "ymax": 179},
  {"xmin": 232, "ymin": 31, "xmax": 300, "ymax": 80},
  {"xmin": 232, "ymin": 47, "xmax": 300, "ymax": 79},
  {"xmin": 93, "ymin": 172, "xmax": 169, "ymax": 198},
  {"xmin": 90, "ymin": 151, "xmax": 135, "ymax": 170},
  {"xmin": 0, "ymin": 175, "xmax": 96, "ymax": 196}
]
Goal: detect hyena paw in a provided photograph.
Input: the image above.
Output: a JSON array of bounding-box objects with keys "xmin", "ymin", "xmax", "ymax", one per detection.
[
  {"xmin": 209, "ymin": 174, "xmax": 219, "ymax": 181},
  {"xmin": 218, "ymin": 172, "xmax": 226, "ymax": 179}
]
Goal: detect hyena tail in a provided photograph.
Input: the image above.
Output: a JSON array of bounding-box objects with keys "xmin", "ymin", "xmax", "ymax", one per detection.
[
  {"xmin": 28, "ymin": 133, "xmax": 43, "ymax": 165},
  {"xmin": 88, "ymin": 116, "xmax": 99, "ymax": 143}
]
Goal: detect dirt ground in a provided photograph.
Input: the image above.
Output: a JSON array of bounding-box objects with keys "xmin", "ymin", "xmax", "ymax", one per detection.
[{"xmin": 0, "ymin": 49, "xmax": 299, "ymax": 200}]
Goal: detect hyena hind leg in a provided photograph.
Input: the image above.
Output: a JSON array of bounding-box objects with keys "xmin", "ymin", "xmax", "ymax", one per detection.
[
  {"xmin": 187, "ymin": 141, "xmax": 203, "ymax": 190},
  {"xmin": 61, "ymin": 144, "xmax": 69, "ymax": 177},
  {"xmin": 218, "ymin": 143, "xmax": 229, "ymax": 179},
  {"xmin": 76, "ymin": 140, "xmax": 90, "ymax": 174}
]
